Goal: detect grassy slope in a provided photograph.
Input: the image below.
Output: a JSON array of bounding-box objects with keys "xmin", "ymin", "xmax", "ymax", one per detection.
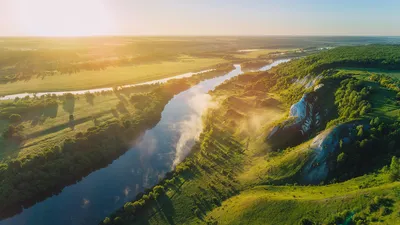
[
  {"xmin": 117, "ymin": 50, "xmax": 400, "ymax": 225},
  {"xmin": 122, "ymin": 70, "xmax": 292, "ymax": 225},
  {"xmin": 337, "ymin": 69, "xmax": 400, "ymax": 121},
  {"xmin": 207, "ymin": 175, "xmax": 400, "ymax": 225},
  {"xmin": 0, "ymin": 56, "xmax": 227, "ymax": 96}
]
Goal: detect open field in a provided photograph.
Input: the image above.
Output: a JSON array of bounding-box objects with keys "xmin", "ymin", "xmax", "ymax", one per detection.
[
  {"xmin": 0, "ymin": 56, "xmax": 227, "ymax": 96},
  {"xmin": 232, "ymin": 48, "xmax": 298, "ymax": 59}
]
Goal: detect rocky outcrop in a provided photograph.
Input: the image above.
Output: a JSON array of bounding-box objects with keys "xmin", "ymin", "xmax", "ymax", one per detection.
[
  {"xmin": 266, "ymin": 77, "xmax": 339, "ymax": 150},
  {"xmin": 267, "ymin": 91, "xmax": 321, "ymax": 149},
  {"xmin": 300, "ymin": 121, "xmax": 367, "ymax": 184}
]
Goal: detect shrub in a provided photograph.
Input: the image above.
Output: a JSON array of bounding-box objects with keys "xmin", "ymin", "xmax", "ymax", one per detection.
[
  {"xmin": 9, "ymin": 114, "xmax": 22, "ymax": 123},
  {"xmin": 337, "ymin": 152, "xmax": 347, "ymax": 164},
  {"xmin": 299, "ymin": 218, "xmax": 314, "ymax": 225},
  {"xmin": 389, "ymin": 156, "xmax": 400, "ymax": 181},
  {"xmin": 103, "ymin": 217, "xmax": 111, "ymax": 224},
  {"xmin": 194, "ymin": 208, "xmax": 202, "ymax": 218}
]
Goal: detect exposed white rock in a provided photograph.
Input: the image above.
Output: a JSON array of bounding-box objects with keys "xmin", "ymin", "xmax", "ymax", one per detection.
[
  {"xmin": 289, "ymin": 95, "xmax": 307, "ymax": 122},
  {"xmin": 314, "ymin": 83, "xmax": 324, "ymax": 91},
  {"xmin": 309, "ymin": 75, "xmax": 323, "ymax": 88}
]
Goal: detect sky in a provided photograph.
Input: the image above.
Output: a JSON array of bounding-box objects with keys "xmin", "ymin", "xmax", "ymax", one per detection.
[{"xmin": 0, "ymin": 0, "xmax": 399, "ymax": 36}]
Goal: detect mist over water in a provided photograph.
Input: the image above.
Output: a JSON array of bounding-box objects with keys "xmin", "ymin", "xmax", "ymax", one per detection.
[
  {"xmin": 172, "ymin": 86, "xmax": 217, "ymax": 167},
  {"xmin": 0, "ymin": 60, "xmax": 288, "ymax": 225}
]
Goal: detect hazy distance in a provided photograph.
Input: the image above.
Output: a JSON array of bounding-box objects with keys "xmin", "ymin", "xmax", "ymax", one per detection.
[{"xmin": 0, "ymin": 0, "xmax": 400, "ymax": 36}]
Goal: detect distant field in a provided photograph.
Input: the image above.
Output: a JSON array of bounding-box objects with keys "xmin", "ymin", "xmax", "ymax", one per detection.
[
  {"xmin": 232, "ymin": 48, "xmax": 297, "ymax": 59},
  {"xmin": 0, "ymin": 56, "xmax": 227, "ymax": 96}
]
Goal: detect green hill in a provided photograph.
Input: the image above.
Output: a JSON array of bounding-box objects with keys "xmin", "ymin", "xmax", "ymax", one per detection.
[{"xmin": 102, "ymin": 45, "xmax": 400, "ymax": 225}]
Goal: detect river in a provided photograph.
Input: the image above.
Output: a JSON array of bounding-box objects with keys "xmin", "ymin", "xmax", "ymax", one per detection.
[
  {"xmin": 0, "ymin": 69, "xmax": 215, "ymax": 100},
  {"xmin": 0, "ymin": 59, "xmax": 289, "ymax": 225}
]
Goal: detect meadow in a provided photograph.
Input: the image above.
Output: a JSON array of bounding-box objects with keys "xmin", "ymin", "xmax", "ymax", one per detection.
[{"xmin": 0, "ymin": 55, "xmax": 227, "ymax": 96}]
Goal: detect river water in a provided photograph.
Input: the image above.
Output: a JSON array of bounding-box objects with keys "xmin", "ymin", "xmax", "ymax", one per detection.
[
  {"xmin": 0, "ymin": 69, "xmax": 215, "ymax": 100},
  {"xmin": 0, "ymin": 59, "xmax": 289, "ymax": 225}
]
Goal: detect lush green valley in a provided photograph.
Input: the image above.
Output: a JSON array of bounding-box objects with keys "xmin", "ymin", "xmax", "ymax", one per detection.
[
  {"xmin": 0, "ymin": 64, "xmax": 235, "ymax": 215},
  {"xmin": 102, "ymin": 45, "xmax": 400, "ymax": 225}
]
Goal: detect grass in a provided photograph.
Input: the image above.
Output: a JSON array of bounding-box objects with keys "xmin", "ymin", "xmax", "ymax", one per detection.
[
  {"xmin": 132, "ymin": 127, "xmax": 245, "ymax": 225},
  {"xmin": 0, "ymin": 90, "xmax": 145, "ymax": 162},
  {"xmin": 232, "ymin": 49, "xmax": 296, "ymax": 59},
  {"xmin": 338, "ymin": 69, "xmax": 400, "ymax": 121},
  {"xmin": 123, "ymin": 70, "xmax": 296, "ymax": 225},
  {"xmin": 207, "ymin": 174, "xmax": 400, "ymax": 225},
  {"xmin": 340, "ymin": 67, "xmax": 400, "ymax": 80},
  {"xmin": 0, "ymin": 120, "xmax": 20, "ymax": 161},
  {"xmin": 367, "ymin": 82, "xmax": 400, "ymax": 120},
  {"xmin": 0, "ymin": 55, "xmax": 227, "ymax": 96},
  {"xmin": 120, "ymin": 64, "xmax": 400, "ymax": 225},
  {"xmin": 238, "ymin": 140, "xmax": 313, "ymax": 186}
]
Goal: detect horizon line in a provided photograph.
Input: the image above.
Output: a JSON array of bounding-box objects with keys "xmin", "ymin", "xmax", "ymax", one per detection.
[{"xmin": 1, "ymin": 34, "xmax": 400, "ymax": 38}]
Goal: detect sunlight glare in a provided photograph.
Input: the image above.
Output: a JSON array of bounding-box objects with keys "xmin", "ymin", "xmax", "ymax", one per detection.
[{"xmin": 14, "ymin": 0, "xmax": 115, "ymax": 36}]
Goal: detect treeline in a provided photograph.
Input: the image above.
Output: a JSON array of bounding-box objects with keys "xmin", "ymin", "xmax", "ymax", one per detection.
[
  {"xmin": 369, "ymin": 73, "xmax": 400, "ymax": 92},
  {"xmin": 326, "ymin": 78, "xmax": 372, "ymax": 127},
  {"xmin": 0, "ymin": 49, "xmax": 176, "ymax": 83},
  {"xmin": 0, "ymin": 63, "xmax": 235, "ymax": 217},
  {"xmin": 271, "ymin": 45, "xmax": 400, "ymax": 90},
  {"xmin": 240, "ymin": 60, "xmax": 272, "ymax": 71},
  {"xmin": 0, "ymin": 96, "xmax": 59, "ymax": 120},
  {"xmin": 327, "ymin": 117, "xmax": 400, "ymax": 182}
]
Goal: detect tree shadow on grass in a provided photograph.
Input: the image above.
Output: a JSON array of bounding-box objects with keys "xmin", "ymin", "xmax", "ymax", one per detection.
[
  {"xmin": 62, "ymin": 94, "xmax": 75, "ymax": 115},
  {"xmin": 156, "ymin": 195, "xmax": 176, "ymax": 225},
  {"xmin": 28, "ymin": 104, "xmax": 59, "ymax": 126}
]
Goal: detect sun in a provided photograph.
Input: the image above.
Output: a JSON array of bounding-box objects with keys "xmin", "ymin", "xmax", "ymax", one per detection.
[{"xmin": 14, "ymin": 0, "xmax": 115, "ymax": 36}]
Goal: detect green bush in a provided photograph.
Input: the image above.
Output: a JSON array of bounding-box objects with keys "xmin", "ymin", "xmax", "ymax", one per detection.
[{"xmin": 9, "ymin": 114, "xmax": 22, "ymax": 123}]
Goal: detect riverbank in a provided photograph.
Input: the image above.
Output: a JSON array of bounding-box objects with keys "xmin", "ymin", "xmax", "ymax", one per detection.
[
  {"xmin": 0, "ymin": 65, "xmax": 235, "ymax": 219},
  {"xmin": 99, "ymin": 59, "xmax": 291, "ymax": 225},
  {"xmin": 0, "ymin": 56, "xmax": 228, "ymax": 97}
]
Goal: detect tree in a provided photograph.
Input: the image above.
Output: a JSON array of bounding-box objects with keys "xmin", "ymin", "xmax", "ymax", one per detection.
[
  {"xmin": 102, "ymin": 217, "xmax": 111, "ymax": 224},
  {"xmin": 152, "ymin": 185, "xmax": 165, "ymax": 199},
  {"xmin": 356, "ymin": 125, "xmax": 364, "ymax": 137},
  {"xmin": 389, "ymin": 156, "xmax": 400, "ymax": 181},
  {"xmin": 2, "ymin": 125, "xmax": 16, "ymax": 139},
  {"xmin": 9, "ymin": 114, "xmax": 22, "ymax": 123},
  {"xmin": 337, "ymin": 152, "xmax": 347, "ymax": 164},
  {"xmin": 116, "ymin": 101, "xmax": 128, "ymax": 114},
  {"xmin": 84, "ymin": 92, "xmax": 95, "ymax": 105},
  {"xmin": 299, "ymin": 218, "xmax": 315, "ymax": 225},
  {"xmin": 370, "ymin": 117, "xmax": 380, "ymax": 126}
]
